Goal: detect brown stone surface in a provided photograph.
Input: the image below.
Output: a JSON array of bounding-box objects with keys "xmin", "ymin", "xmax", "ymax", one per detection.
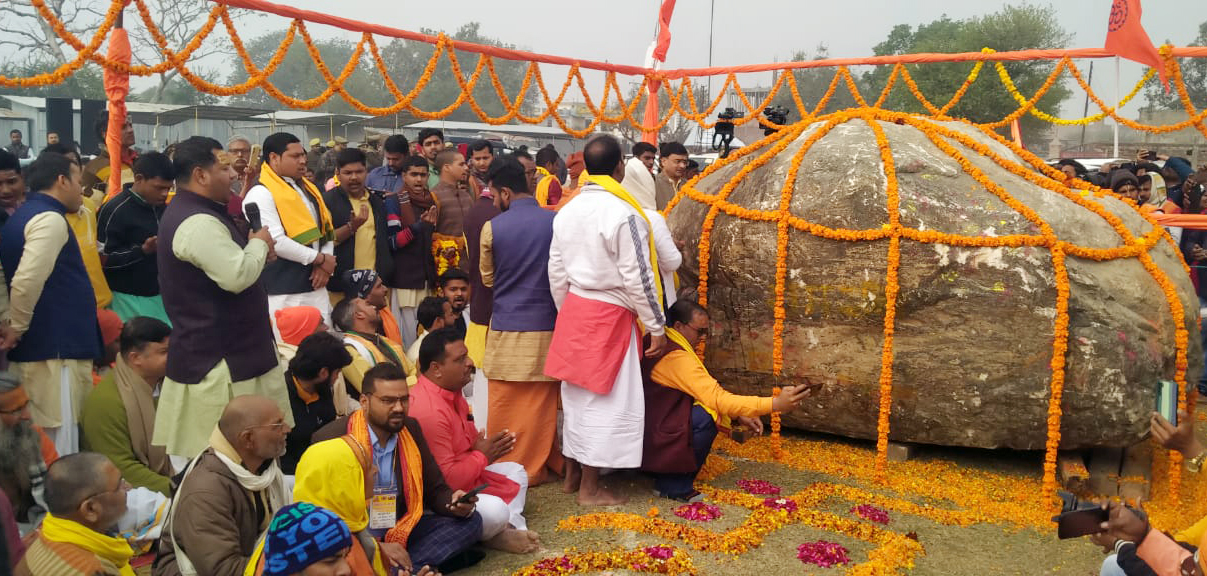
[{"xmin": 666, "ymin": 117, "xmax": 1203, "ymax": 450}]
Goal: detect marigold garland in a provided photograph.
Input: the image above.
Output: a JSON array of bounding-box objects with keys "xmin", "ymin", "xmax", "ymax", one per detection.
[
  {"xmin": 557, "ymin": 484, "xmax": 924, "ymax": 573},
  {"xmin": 433, "ymin": 239, "xmax": 460, "ymax": 276},
  {"xmin": 512, "ymin": 545, "xmax": 696, "ymax": 575},
  {"xmin": 673, "ymin": 106, "xmax": 1195, "ymax": 507},
  {"xmin": 7, "ymin": 0, "xmax": 1204, "ymax": 140}
]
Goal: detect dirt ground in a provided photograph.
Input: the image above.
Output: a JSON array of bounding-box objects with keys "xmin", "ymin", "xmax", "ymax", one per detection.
[{"xmin": 477, "ymin": 430, "xmax": 1115, "ymax": 575}]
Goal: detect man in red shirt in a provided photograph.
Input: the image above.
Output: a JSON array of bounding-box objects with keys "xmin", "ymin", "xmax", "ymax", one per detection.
[{"xmin": 408, "ymin": 327, "xmax": 539, "ymax": 555}]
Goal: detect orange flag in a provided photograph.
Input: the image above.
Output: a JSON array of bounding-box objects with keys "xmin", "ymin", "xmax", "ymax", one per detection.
[{"xmin": 1104, "ymin": 0, "xmax": 1168, "ymax": 87}]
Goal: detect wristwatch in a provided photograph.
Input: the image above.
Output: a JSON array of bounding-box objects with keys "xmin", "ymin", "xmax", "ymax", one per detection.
[{"xmin": 1187, "ymin": 450, "xmax": 1207, "ymax": 473}]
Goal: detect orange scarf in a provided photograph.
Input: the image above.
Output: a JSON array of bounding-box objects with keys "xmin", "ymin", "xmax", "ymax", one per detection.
[{"xmin": 346, "ymin": 410, "xmax": 424, "ymax": 547}]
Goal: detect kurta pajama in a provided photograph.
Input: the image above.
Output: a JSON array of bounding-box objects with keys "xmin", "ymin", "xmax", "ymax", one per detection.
[
  {"xmin": 1, "ymin": 196, "xmax": 103, "ymax": 456},
  {"xmin": 545, "ymin": 183, "xmax": 667, "ymax": 470},
  {"xmin": 153, "ymin": 197, "xmax": 289, "ymax": 459},
  {"xmin": 479, "ymin": 202, "xmax": 564, "ymax": 483},
  {"xmin": 409, "ymin": 375, "xmax": 525, "ymax": 538}
]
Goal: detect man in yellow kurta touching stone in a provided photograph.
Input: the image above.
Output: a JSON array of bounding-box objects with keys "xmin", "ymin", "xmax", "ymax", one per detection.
[{"xmin": 641, "ymin": 300, "xmax": 812, "ymax": 502}]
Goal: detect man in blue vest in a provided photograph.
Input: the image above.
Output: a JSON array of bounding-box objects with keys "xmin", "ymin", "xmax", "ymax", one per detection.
[
  {"xmin": 151, "ymin": 136, "xmax": 290, "ymax": 460},
  {"xmin": 0, "ymin": 152, "xmax": 102, "ymax": 456},
  {"xmin": 478, "ymin": 155, "xmax": 563, "ymax": 486}
]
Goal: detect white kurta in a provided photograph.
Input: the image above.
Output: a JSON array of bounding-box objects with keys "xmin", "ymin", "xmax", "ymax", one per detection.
[
  {"xmin": 243, "ymin": 179, "xmax": 335, "ymax": 326},
  {"xmin": 644, "ymin": 209, "xmax": 682, "ymax": 307},
  {"xmin": 549, "ymin": 183, "xmax": 666, "ymax": 469}
]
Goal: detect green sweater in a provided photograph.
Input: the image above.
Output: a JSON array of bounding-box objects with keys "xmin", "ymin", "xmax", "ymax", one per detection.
[{"xmin": 79, "ymin": 371, "xmax": 172, "ymax": 495}]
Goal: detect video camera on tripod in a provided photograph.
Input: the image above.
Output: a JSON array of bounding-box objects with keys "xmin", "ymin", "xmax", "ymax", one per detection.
[
  {"xmin": 713, "ymin": 107, "xmax": 744, "ymax": 158},
  {"xmin": 761, "ymin": 105, "xmax": 791, "ymax": 136}
]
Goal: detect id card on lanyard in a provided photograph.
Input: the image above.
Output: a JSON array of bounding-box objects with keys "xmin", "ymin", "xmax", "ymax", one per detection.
[{"xmin": 369, "ymin": 483, "xmax": 398, "ymax": 531}]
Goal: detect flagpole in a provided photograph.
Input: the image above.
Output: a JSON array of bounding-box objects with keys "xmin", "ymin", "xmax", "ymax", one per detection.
[{"xmin": 1113, "ymin": 56, "xmax": 1120, "ymax": 158}]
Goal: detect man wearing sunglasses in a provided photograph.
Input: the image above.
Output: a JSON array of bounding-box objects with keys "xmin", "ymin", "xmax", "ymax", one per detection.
[
  {"xmin": 15, "ymin": 452, "xmax": 133, "ymax": 576},
  {"xmin": 0, "ymin": 371, "xmax": 58, "ymax": 529}
]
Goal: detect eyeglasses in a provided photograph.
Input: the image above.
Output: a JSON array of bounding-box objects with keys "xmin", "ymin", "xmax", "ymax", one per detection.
[
  {"xmin": 81, "ymin": 478, "xmax": 130, "ymax": 502},
  {"xmin": 0, "ymin": 401, "xmax": 28, "ymax": 416},
  {"xmin": 372, "ymin": 394, "xmax": 410, "ymax": 407},
  {"xmin": 245, "ymin": 421, "xmax": 288, "ymax": 432}
]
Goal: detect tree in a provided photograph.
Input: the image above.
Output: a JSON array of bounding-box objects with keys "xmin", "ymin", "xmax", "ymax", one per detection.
[
  {"xmin": 0, "ymin": 59, "xmax": 104, "ymax": 100},
  {"xmin": 132, "ymin": 71, "xmax": 219, "ymax": 105},
  {"xmin": 862, "ymin": 5, "xmax": 1073, "ymax": 144},
  {"xmin": 378, "ymin": 23, "xmax": 537, "ymax": 121},
  {"xmin": 768, "ymin": 44, "xmax": 870, "ymax": 118},
  {"xmin": 225, "ymin": 30, "xmax": 387, "ymax": 114},
  {"xmin": 228, "ymin": 22, "xmax": 535, "ymax": 120},
  {"xmin": 1141, "ymin": 20, "xmax": 1207, "ymax": 112},
  {"xmin": 0, "ymin": 0, "xmax": 238, "ymax": 104},
  {"xmin": 125, "ymin": 0, "xmax": 249, "ymax": 104},
  {"xmin": 606, "ymin": 80, "xmax": 710, "ymax": 145},
  {"xmin": 0, "ymin": 0, "xmax": 103, "ymax": 68}
]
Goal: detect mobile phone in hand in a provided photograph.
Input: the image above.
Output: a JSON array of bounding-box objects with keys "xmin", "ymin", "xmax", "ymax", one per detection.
[
  {"xmin": 455, "ymin": 483, "xmax": 489, "ymax": 505},
  {"xmin": 1055, "ymin": 507, "xmax": 1109, "ymax": 539}
]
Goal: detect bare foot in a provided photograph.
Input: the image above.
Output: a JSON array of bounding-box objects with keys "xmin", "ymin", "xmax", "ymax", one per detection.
[
  {"xmin": 485, "ymin": 528, "xmax": 541, "ymax": 554},
  {"xmin": 562, "ymin": 460, "xmax": 581, "ymax": 494},
  {"xmin": 576, "ymin": 486, "xmax": 628, "ymax": 506}
]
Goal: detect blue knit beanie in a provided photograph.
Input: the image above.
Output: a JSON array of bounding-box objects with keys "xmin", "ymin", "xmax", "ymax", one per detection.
[{"xmin": 262, "ymin": 502, "xmax": 353, "ymax": 576}]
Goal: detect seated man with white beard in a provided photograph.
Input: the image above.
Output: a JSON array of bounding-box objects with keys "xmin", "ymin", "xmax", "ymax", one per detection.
[{"xmin": 0, "ymin": 371, "xmax": 58, "ymax": 529}]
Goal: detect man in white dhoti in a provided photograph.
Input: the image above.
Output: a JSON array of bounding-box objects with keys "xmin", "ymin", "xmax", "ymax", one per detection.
[{"xmin": 545, "ymin": 135, "xmax": 668, "ymax": 506}]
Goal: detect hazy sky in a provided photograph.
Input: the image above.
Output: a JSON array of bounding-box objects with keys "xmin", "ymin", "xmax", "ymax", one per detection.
[{"xmin": 263, "ymin": 0, "xmax": 1204, "ymax": 117}]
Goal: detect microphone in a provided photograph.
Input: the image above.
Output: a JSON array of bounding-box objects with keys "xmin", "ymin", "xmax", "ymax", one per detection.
[{"xmin": 245, "ymin": 202, "xmax": 262, "ymax": 232}]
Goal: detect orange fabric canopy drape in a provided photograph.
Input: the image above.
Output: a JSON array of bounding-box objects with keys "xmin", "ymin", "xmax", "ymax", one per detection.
[{"xmin": 103, "ymin": 25, "xmax": 131, "ymax": 200}]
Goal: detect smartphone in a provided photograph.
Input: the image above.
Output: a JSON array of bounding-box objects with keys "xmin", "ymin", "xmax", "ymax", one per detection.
[
  {"xmin": 1056, "ymin": 507, "xmax": 1109, "ymax": 539},
  {"xmin": 1157, "ymin": 380, "xmax": 1178, "ymax": 427},
  {"xmin": 455, "ymin": 483, "xmax": 489, "ymax": 505}
]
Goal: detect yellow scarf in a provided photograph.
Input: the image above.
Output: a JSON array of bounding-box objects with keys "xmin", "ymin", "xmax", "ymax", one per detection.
[
  {"xmin": 40, "ymin": 514, "xmax": 136, "ymax": 576},
  {"xmin": 344, "ymin": 332, "xmax": 416, "ymax": 381},
  {"xmin": 581, "ymin": 173, "xmax": 664, "ymax": 308},
  {"xmin": 347, "ymin": 410, "xmax": 425, "ymax": 547},
  {"xmin": 535, "ymin": 166, "xmax": 556, "ymax": 206},
  {"xmin": 665, "ymin": 327, "xmax": 731, "ymax": 429},
  {"xmin": 257, "ymin": 163, "xmax": 335, "ymax": 245}
]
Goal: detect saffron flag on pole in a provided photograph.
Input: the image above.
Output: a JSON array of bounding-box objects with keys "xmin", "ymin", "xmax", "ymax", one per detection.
[
  {"xmin": 641, "ymin": 0, "xmax": 678, "ymax": 145},
  {"xmin": 1103, "ymin": 0, "xmax": 1168, "ymax": 87}
]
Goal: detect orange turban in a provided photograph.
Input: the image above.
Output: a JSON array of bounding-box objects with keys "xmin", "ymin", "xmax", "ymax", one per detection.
[
  {"xmin": 566, "ymin": 152, "xmax": 585, "ymax": 180},
  {"xmin": 275, "ymin": 306, "xmax": 323, "ymax": 346},
  {"xmin": 97, "ymin": 309, "xmax": 123, "ymax": 346}
]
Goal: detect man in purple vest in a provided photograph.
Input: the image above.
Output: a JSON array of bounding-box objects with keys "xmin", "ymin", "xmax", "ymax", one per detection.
[
  {"xmin": 151, "ymin": 136, "xmax": 291, "ymax": 460},
  {"xmin": 479, "ymin": 155, "xmax": 563, "ymax": 486}
]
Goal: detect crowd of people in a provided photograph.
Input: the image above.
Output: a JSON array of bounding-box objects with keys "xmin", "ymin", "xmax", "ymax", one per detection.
[{"xmin": 0, "ymin": 120, "xmax": 813, "ymax": 576}]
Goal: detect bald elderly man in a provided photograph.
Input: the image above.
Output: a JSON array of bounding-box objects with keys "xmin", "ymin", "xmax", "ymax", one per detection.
[
  {"xmin": 154, "ymin": 395, "xmax": 291, "ymax": 576},
  {"xmin": 16, "ymin": 453, "xmax": 134, "ymax": 576}
]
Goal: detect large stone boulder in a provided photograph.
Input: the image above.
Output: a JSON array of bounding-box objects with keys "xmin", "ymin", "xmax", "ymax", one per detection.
[{"xmin": 665, "ymin": 114, "xmax": 1203, "ymax": 450}]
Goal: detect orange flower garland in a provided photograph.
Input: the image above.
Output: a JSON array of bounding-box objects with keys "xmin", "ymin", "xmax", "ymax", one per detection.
[
  {"xmin": 10, "ymin": 0, "xmax": 1201, "ymax": 506},
  {"xmin": 557, "ymin": 483, "xmax": 924, "ymax": 572},
  {"xmin": 865, "ymin": 117, "xmax": 902, "ymax": 480},
  {"xmin": 671, "ymin": 106, "xmax": 1195, "ymax": 506},
  {"xmin": 5, "ymin": 0, "xmax": 1205, "ymax": 140},
  {"xmin": 771, "ymin": 387, "xmax": 782, "ymax": 460}
]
